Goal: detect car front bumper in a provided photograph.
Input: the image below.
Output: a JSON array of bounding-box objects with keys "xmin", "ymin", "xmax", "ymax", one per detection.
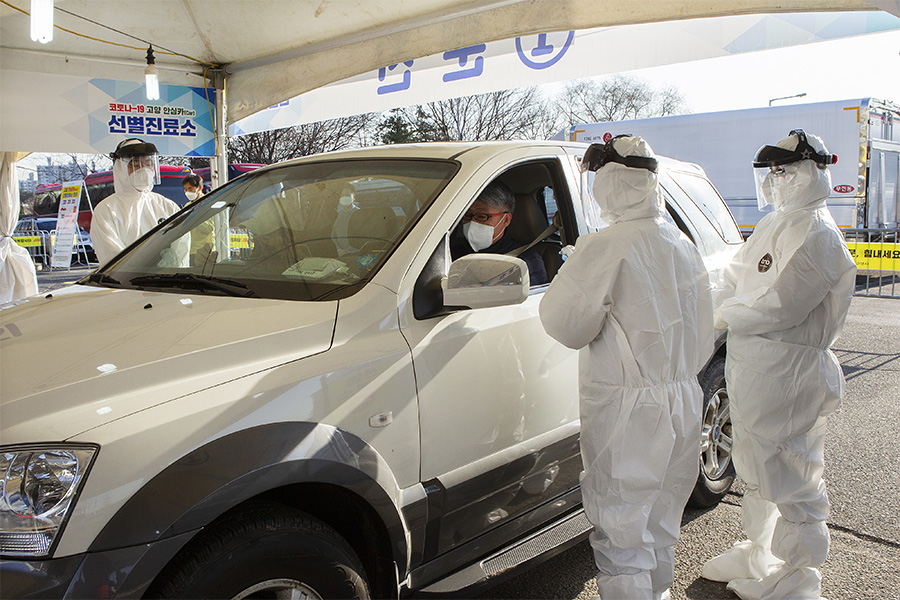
[{"xmin": 0, "ymin": 531, "xmax": 195, "ymax": 599}]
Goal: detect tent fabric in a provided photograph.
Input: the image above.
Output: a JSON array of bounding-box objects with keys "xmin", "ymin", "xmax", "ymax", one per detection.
[
  {"xmin": 0, "ymin": 0, "xmax": 885, "ymax": 127},
  {"xmin": 0, "ymin": 151, "xmax": 38, "ymax": 304}
]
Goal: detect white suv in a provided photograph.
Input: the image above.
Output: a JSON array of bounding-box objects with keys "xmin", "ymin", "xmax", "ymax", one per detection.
[{"xmin": 0, "ymin": 141, "xmax": 742, "ymax": 599}]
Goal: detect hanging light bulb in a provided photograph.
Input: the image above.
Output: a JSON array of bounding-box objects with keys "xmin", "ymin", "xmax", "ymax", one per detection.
[
  {"xmin": 30, "ymin": 0, "xmax": 54, "ymax": 44},
  {"xmin": 145, "ymin": 46, "xmax": 160, "ymax": 101}
]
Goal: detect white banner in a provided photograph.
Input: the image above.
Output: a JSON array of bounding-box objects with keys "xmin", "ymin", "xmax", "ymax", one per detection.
[
  {"xmin": 0, "ymin": 73, "xmax": 217, "ymax": 156},
  {"xmin": 231, "ymin": 11, "xmax": 900, "ymax": 136},
  {"xmin": 50, "ymin": 180, "xmax": 82, "ymax": 269}
]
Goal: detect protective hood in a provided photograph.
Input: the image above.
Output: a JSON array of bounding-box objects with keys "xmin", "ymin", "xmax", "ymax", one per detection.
[
  {"xmin": 756, "ymin": 133, "xmax": 832, "ymax": 213},
  {"xmin": 591, "ymin": 136, "xmax": 663, "ymax": 224}
]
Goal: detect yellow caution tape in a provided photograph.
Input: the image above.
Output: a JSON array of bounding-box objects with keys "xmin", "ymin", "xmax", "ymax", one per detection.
[
  {"xmin": 12, "ymin": 236, "xmax": 42, "ymax": 247},
  {"xmin": 845, "ymin": 242, "xmax": 900, "ymax": 272}
]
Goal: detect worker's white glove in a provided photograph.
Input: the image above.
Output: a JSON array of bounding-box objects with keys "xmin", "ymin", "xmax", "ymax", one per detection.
[
  {"xmin": 559, "ymin": 245, "xmax": 576, "ymax": 261},
  {"xmin": 713, "ymin": 309, "xmax": 728, "ymax": 332}
]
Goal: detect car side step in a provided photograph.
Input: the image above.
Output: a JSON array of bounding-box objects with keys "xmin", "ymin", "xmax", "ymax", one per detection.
[{"xmin": 420, "ymin": 509, "xmax": 592, "ymax": 595}]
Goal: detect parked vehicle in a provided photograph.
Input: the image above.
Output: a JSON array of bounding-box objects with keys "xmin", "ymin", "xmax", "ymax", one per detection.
[
  {"xmin": 31, "ymin": 164, "xmax": 263, "ymax": 232},
  {"xmin": 0, "ymin": 141, "xmax": 741, "ymax": 599},
  {"xmin": 13, "ymin": 217, "xmax": 96, "ymax": 265},
  {"xmin": 554, "ymin": 98, "xmax": 900, "ymax": 236}
]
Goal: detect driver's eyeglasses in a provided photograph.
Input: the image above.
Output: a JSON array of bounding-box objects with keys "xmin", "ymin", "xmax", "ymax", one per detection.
[
  {"xmin": 769, "ymin": 166, "xmax": 786, "ymax": 176},
  {"xmin": 462, "ymin": 211, "xmax": 508, "ymax": 223}
]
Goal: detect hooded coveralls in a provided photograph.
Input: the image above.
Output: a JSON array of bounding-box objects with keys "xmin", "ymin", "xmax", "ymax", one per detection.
[
  {"xmin": 540, "ymin": 137, "xmax": 714, "ymax": 600},
  {"xmin": 91, "ymin": 157, "xmax": 183, "ymax": 265},
  {"xmin": 703, "ymin": 139, "xmax": 856, "ymax": 600}
]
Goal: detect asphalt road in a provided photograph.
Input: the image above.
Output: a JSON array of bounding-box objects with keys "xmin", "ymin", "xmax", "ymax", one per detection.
[{"xmin": 480, "ymin": 294, "xmax": 900, "ymax": 600}]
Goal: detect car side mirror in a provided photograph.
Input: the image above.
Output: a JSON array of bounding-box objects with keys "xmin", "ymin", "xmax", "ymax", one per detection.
[{"xmin": 441, "ymin": 254, "xmax": 529, "ymax": 309}]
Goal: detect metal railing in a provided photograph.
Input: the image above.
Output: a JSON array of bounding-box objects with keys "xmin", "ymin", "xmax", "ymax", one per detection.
[
  {"xmin": 12, "ymin": 228, "xmax": 95, "ymax": 270},
  {"xmin": 843, "ymin": 228, "xmax": 899, "ymax": 298}
]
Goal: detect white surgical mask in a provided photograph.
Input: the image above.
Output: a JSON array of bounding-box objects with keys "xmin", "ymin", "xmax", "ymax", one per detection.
[
  {"xmin": 130, "ymin": 167, "xmax": 155, "ymax": 191},
  {"xmin": 462, "ymin": 221, "xmax": 495, "ymax": 252},
  {"xmin": 185, "ymin": 191, "xmax": 200, "ymax": 201}
]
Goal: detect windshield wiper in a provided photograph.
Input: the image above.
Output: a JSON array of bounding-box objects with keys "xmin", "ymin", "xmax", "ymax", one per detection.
[
  {"xmin": 83, "ymin": 272, "xmax": 121, "ymax": 286},
  {"xmin": 129, "ymin": 273, "xmax": 256, "ymax": 297}
]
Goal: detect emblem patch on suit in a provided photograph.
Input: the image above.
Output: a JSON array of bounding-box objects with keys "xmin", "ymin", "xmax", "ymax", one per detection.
[{"xmin": 758, "ymin": 253, "xmax": 773, "ymax": 273}]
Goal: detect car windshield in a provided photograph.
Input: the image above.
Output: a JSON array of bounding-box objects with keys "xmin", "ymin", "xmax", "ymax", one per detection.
[{"xmin": 89, "ymin": 158, "xmax": 458, "ymax": 301}]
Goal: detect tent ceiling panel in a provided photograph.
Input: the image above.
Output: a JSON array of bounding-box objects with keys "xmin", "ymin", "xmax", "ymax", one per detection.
[{"xmin": 0, "ymin": 0, "xmax": 883, "ymax": 125}]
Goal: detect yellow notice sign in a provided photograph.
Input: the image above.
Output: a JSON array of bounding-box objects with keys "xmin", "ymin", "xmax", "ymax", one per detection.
[
  {"xmin": 845, "ymin": 242, "xmax": 900, "ymax": 272},
  {"xmin": 61, "ymin": 184, "xmax": 82, "ymax": 200},
  {"xmin": 229, "ymin": 233, "xmax": 250, "ymax": 248},
  {"xmin": 13, "ymin": 236, "xmax": 41, "ymax": 247}
]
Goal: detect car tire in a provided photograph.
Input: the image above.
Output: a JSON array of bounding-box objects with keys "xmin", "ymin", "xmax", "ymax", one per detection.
[
  {"xmin": 149, "ymin": 501, "xmax": 370, "ymax": 600},
  {"xmin": 688, "ymin": 356, "xmax": 735, "ymax": 508}
]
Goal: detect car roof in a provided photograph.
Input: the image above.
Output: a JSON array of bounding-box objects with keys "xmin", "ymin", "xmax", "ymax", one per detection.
[
  {"xmin": 260, "ymin": 140, "xmax": 589, "ymax": 167},
  {"xmin": 244, "ymin": 141, "xmax": 708, "ymax": 180}
]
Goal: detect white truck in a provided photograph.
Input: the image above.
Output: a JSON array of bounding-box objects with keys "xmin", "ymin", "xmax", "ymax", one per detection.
[{"xmin": 554, "ymin": 98, "xmax": 900, "ymax": 236}]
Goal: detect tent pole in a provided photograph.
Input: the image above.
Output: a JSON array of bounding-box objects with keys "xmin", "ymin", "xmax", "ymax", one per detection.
[{"xmin": 207, "ymin": 69, "xmax": 228, "ymax": 190}]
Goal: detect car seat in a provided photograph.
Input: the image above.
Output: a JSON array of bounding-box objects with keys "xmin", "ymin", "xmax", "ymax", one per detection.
[{"xmin": 506, "ymin": 190, "xmax": 564, "ymax": 281}]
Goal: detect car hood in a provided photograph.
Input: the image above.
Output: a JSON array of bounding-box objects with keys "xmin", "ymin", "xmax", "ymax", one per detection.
[{"xmin": 0, "ymin": 285, "xmax": 337, "ymax": 443}]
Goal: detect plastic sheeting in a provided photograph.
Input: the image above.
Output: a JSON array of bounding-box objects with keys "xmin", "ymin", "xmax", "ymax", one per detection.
[{"xmin": 0, "ymin": 152, "xmax": 38, "ymax": 304}]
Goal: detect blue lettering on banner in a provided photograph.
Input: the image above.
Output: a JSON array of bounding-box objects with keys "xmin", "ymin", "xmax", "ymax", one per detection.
[
  {"xmin": 180, "ymin": 119, "xmax": 197, "ymax": 137},
  {"xmin": 146, "ymin": 117, "xmax": 163, "ymax": 136},
  {"xmin": 515, "ymin": 31, "xmax": 575, "ymax": 70},
  {"xmin": 163, "ymin": 118, "xmax": 180, "ymax": 136},
  {"xmin": 108, "ymin": 113, "xmax": 200, "ymax": 137},
  {"xmin": 108, "ymin": 115, "xmax": 127, "ymax": 134},
  {"xmin": 377, "ymin": 61, "xmax": 414, "ymax": 94},
  {"xmin": 442, "ymin": 44, "xmax": 487, "ymax": 82},
  {"xmin": 127, "ymin": 116, "xmax": 145, "ymax": 135}
]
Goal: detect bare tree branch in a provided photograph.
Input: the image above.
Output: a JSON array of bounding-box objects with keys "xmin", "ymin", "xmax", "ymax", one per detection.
[
  {"xmin": 557, "ymin": 75, "xmax": 687, "ymax": 124},
  {"xmin": 381, "ymin": 87, "xmax": 559, "ymax": 143},
  {"xmin": 227, "ymin": 113, "xmax": 378, "ymax": 164}
]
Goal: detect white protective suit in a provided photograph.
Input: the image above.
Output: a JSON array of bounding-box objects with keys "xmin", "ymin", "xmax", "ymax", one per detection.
[
  {"xmin": 702, "ymin": 133, "xmax": 856, "ymax": 600},
  {"xmin": 540, "ymin": 137, "xmax": 714, "ymax": 600},
  {"xmin": 91, "ymin": 156, "xmax": 183, "ymax": 265}
]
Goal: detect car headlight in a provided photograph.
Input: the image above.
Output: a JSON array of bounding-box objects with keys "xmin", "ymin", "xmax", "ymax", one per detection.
[{"xmin": 0, "ymin": 445, "xmax": 97, "ymax": 558}]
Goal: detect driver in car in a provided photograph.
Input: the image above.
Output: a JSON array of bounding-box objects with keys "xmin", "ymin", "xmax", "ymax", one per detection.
[{"xmin": 451, "ymin": 180, "xmax": 548, "ymax": 285}]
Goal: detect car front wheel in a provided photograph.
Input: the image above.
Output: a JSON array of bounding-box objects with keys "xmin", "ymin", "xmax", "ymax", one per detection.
[
  {"xmin": 688, "ymin": 356, "xmax": 735, "ymax": 508},
  {"xmin": 148, "ymin": 501, "xmax": 370, "ymax": 599}
]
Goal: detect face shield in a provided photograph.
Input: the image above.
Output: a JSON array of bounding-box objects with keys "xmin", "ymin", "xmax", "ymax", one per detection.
[
  {"xmin": 754, "ymin": 165, "xmax": 788, "ymax": 211},
  {"xmin": 580, "ymin": 135, "xmax": 658, "ymax": 175},
  {"xmin": 579, "ymin": 168, "xmax": 607, "ymax": 232},
  {"xmin": 580, "ymin": 136, "xmax": 660, "ymax": 225},
  {"xmin": 752, "ymin": 129, "xmax": 836, "ymax": 211},
  {"xmin": 110, "ymin": 139, "xmax": 161, "ymax": 190}
]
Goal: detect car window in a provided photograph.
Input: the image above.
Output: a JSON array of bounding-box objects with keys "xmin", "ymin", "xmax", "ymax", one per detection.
[
  {"xmin": 660, "ymin": 187, "xmax": 696, "ymax": 245},
  {"xmin": 454, "ymin": 160, "xmax": 572, "ymax": 288},
  {"xmin": 668, "ymin": 171, "xmax": 742, "ymax": 244},
  {"xmin": 94, "ymin": 159, "xmax": 458, "ymax": 302}
]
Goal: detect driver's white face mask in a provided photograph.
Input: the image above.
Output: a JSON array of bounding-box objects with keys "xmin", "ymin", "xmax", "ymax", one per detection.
[
  {"xmin": 185, "ymin": 191, "xmax": 200, "ymax": 202},
  {"xmin": 462, "ymin": 221, "xmax": 495, "ymax": 251}
]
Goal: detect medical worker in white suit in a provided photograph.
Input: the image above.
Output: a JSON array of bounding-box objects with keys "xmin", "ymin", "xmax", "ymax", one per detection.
[
  {"xmin": 702, "ymin": 130, "xmax": 856, "ymax": 599},
  {"xmin": 92, "ymin": 138, "xmax": 184, "ymax": 265},
  {"xmin": 540, "ymin": 135, "xmax": 714, "ymax": 600}
]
